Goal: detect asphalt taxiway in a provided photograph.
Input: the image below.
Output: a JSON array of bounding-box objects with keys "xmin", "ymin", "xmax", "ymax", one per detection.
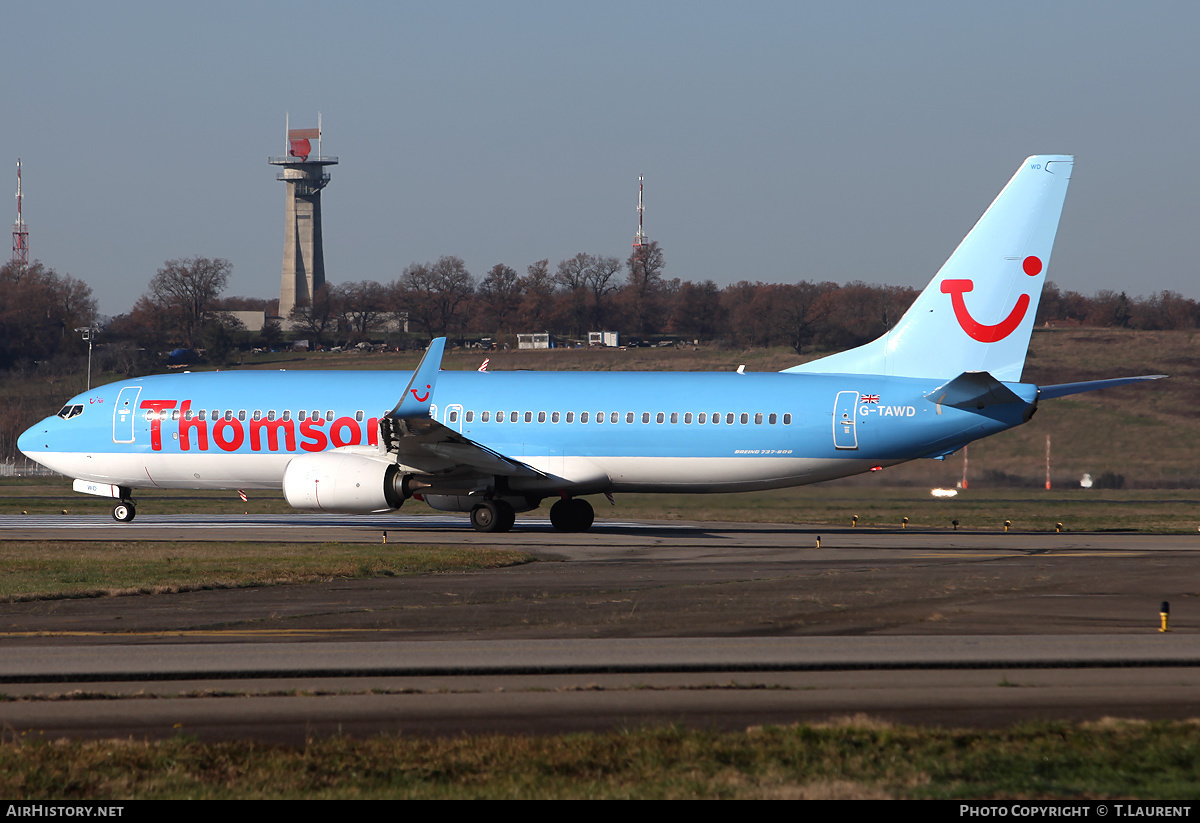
[{"xmin": 0, "ymin": 514, "xmax": 1198, "ymax": 740}]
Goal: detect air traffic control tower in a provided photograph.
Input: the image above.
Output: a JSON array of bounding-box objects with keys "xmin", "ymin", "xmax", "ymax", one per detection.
[{"xmin": 269, "ymin": 119, "xmax": 337, "ymax": 319}]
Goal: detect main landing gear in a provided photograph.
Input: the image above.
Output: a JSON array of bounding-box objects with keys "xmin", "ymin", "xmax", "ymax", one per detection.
[
  {"xmin": 549, "ymin": 497, "xmax": 593, "ymax": 532},
  {"xmin": 468, "ymin": 497, "xmax": 596, "ymax": 533},
  {"xmin": 111, "ymin": 501, "xmax": 136, "ymax": 523},
  {"xmin": 470, "ymin": 499, "xmax": 517, "ymax": 533}
]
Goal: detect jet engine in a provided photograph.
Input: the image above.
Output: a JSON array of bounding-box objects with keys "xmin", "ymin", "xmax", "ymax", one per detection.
[{"xmin": 282, "ymin": 452, "xmax": 408, "ymax": 513}]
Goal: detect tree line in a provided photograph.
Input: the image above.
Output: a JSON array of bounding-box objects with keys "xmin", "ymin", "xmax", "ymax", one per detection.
[{"xmin": 6, "ymin": 248, "xmax": 1200, "ymax": 374}]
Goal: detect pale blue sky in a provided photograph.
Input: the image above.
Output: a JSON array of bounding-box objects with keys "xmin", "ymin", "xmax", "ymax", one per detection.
[{"xmin": 4, "ymin": 1, "xmax": 1197, "ymax": 315}]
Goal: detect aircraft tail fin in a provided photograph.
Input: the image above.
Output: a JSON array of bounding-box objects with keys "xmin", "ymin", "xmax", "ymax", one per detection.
[{"xmin": 785, "ymin": 155, "xmax": 1073, "ymax": 382}]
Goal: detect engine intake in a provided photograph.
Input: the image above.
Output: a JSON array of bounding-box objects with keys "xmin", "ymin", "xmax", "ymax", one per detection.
[{"xmin": 282, "ymin": 452, "xmax": 408, "ymax": 513}]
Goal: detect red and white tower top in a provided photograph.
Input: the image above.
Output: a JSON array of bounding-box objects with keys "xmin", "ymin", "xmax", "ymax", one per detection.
[{"xmin": 12, "ymin": 159, "xmax": 28, "ymax": 265}]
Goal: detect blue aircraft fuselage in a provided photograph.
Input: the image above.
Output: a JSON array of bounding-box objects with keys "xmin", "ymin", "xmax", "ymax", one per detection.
[{"xmin": 19, "ymin": 368, "xmax": 1035, "ymax": 496}]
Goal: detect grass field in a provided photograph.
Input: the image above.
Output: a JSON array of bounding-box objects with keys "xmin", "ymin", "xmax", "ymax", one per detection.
[{"xmin": 2, "ymin": 720, "xmax": 1198, "ymax": 799}]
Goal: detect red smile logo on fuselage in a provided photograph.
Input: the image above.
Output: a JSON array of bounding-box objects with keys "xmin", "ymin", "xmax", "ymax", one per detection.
[{"xmin": 941, "ymin": 255, "xmax": 1042, "ymax": 343}]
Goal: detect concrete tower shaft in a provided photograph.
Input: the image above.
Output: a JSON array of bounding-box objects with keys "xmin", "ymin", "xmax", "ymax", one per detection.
[{"xmin": 269, "ymin": 121, "xmax": 337, "ymax": 319}]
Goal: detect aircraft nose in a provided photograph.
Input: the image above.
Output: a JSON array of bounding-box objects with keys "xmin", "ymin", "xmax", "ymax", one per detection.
[{"xmin": 17, "ymin": 417, "xmax": 53, "ymax": 458}]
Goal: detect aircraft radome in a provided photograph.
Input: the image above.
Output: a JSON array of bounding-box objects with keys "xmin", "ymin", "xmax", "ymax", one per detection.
[{"xmin": 19, "ymin": 156, "xmax": 1162, "ymax": 532}]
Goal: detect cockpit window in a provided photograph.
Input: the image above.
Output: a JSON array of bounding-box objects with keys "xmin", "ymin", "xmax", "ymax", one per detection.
[{"xmin": 56, "ymin": 404, "xmax": 84, "ymax": 420}]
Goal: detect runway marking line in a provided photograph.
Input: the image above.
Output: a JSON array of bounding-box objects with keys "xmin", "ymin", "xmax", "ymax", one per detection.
[
  {"xmin": 913, "ymin": 551, "xmax": 1148, "ymax": 559},
  {"xmin": 0, "ymin": 629, "xmax": 383, "ymax": 638}
]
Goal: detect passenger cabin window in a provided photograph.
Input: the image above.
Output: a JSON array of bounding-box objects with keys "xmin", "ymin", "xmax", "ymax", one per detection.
[
  {"xmin": 524, "ymin": 412, "xmax": 533, "ymax": 423},
  {"xmin": 238, "ymin": 410, "xmax": 247, "ymax": 422},
  {"xmin": 581, "ymin": 412, "xmax": 590, "ymax": 423},
  {"xmin": 642, "ymin": 412, "xmax": 651, "ymax": 424},
  {"xmin": 355, "ymin": 411, "xmax": 364, "ymax": 422},
  {"xmin": 769, "ymin": 413, "xmax": 777, "ymax": 424},
  {"xmin": 267, "ymin": 410, "xmax": 277, "ymax": 421},
  {"xmin": 448, "ymin": 410, "xmax": 458, "ymax": 423},
  {"xmin": 538, "ymin": 411, "xmax": 546, "ymax": 423},
  {"xmin": 482, "ymin": 411, "xmax": 490, "ymax": 422},
  {"xmin": 625, "ymin": 412, "xmax": 634, "ymax": 423},
  {"xmin": 699, "ymin": 413, "xmax": 707, "ymax": 424},
  {"xmin": 552, "ymin": 411, "xmax": 561, "ymax": 423},
  {"xmin": 783, "ymin": 413, "xmax": 792, "ymax": 424},
  {"xmin": 566, "ymin": 412, "xmax": 575, "ymax": 423},
  {"xmin": 252, "ymin": 410, "xmax": 262, "ymax": 421},
  {"xmin": 466, "ymin": 411, "xmax": 474, "ymax": 422}
]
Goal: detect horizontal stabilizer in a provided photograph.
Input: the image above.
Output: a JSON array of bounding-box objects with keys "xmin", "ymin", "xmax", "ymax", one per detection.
[
  {"xmin": 1038, "ymin": 374, "xmax": 1166, "ymax": 400},
  {"xmin": 926, "ymin": 371, "xmax": 1026, "ymax": 410}
]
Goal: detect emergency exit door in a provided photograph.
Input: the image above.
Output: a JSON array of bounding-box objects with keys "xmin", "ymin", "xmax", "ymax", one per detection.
[{"xmin": 833, "ymin": 391, "xmax": 859, "ymax": 450}]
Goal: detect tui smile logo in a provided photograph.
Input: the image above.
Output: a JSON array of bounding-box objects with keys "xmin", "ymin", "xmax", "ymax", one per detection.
[
  {"xmin": 941, "ymin": 256, "xmax": 1042, "ymax": 343},
  {"xmin": 410, "ymin": 385, "xmax": 431, "ymax": 403}
]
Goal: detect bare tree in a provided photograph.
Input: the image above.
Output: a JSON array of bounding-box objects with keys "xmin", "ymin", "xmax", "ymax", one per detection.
[
  {"xmin": 289, "ymin": 282, "xmax": 340, "ymax": 347},
  {"xmin": 478, "ymin": 263, "xmax": 523, "ymax": 334},
  {"xmin": 395, "ymin": 256, "xmax": 475, "ymax": 337},
  {"xmin": 584, "ymin": 255, "xmax": 623, "ymax": 329},
  {"xmin": 0, "ymin": 261, "xmax": 97, "ymax": 369},
  {"xmin": 338, "ymin": 280, "xmax": 390, "ymax": 344},
  {"xmin": 625, "ymin": 240, "xmax": 666, "ymax": 335},
  {"xmin": 516, "ymin": 259, "xmax": 558, "ymax": 331},
  {"xmin": 146, "ymin": 257, "xmax": 232, "ymax": 347}
]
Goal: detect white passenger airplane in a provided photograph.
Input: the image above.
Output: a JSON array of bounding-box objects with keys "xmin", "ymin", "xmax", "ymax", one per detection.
[{"xmin": 18, "ymin": 156, "xmax": 1161, "ymax": 531}]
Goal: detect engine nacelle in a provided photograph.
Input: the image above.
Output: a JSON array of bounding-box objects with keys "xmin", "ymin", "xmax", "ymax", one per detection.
[{"xmin": 282, "ymin": 452, "xmax": 405, "ymax": 513}]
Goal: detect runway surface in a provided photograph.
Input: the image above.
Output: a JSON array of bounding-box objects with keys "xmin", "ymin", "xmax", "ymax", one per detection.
[{"xmin": 1, "ymin": 513, "xmax": 1198, "ymax": 740}]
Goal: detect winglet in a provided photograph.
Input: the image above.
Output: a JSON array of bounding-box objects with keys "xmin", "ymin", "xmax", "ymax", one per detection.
[{"xmin": 389, "ymin": 337, "xmax": 446, "ymax": 419}]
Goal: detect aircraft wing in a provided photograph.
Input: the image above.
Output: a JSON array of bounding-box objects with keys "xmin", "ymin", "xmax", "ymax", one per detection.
[{"xmin": 380, "ymin": 338, "xmax": 546, "ymax": 478}]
